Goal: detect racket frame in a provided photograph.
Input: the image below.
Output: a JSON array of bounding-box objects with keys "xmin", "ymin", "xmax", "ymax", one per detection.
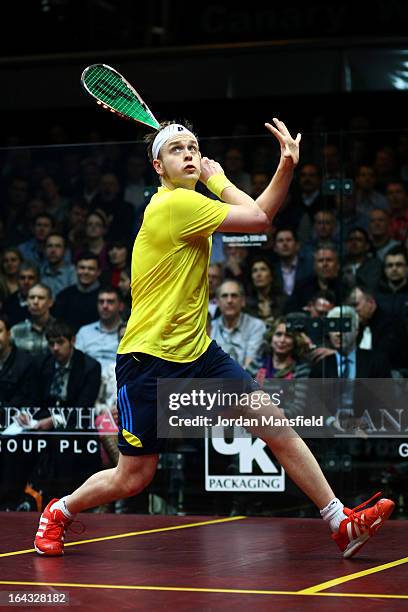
[{"xmin": 80, "ymin": 63, "xmax": 160, "ymax": 129}]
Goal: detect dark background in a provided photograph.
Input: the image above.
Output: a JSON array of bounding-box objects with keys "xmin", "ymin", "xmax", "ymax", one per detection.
[{"xmin": 2, "ymin": 0, "xmax": 408, "ymax": 145}]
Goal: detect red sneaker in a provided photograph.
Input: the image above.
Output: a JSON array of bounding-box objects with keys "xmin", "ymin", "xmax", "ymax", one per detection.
[
  {"xmin": 333, "ymin": 491, "xmax": 395, "ymax": 558},
  {"xmin": 34, "ymin": 498, "xmax": 72, "ymax": 556}
]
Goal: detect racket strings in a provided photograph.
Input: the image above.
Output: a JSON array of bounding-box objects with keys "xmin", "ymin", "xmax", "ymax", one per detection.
[{"xmin": 84, "ymin": 66, "xmax": 158, "ymax": 127}]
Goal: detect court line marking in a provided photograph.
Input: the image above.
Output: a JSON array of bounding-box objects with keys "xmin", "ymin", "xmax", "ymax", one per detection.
[
  {"xmin": 298, "ymin": 555, "xmax": 408, "ymax": 594},
  {"xmin": 0, "ymin": 580, "xmax": 407, "ymax": 599},
  {"xmin": 0, "ymin": 516, "xmax": 246, "ymax": 558}
]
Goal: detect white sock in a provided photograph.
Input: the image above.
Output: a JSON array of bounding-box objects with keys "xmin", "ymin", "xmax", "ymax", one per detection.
[
  {"xmin": 320, "ymin": 497, "xmax": 345, "ymax": 533},
  {"xmin": 50, "ymin": 496, "xmax": 75, "ymax": 519}
]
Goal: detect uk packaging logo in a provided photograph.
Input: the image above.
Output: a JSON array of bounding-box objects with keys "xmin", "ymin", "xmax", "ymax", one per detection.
[{"xmin": 205, "ymin": 425, "xmax": 285, "ymax": 492}]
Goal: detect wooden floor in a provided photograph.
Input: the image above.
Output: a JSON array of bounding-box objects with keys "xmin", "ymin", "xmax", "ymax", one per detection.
[{"xmin": 0, "ymin": 513, "xmax": 407, "ymax": 611}]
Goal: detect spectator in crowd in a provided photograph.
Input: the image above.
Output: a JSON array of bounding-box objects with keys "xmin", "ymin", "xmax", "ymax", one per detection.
[
  {"xmin": 75, "ymin": 286, "xmax": 124, "ymax": 373},
  {"xmin": 4, "ymin": 177, "xmax": 30, "ymax": 239},
  {"xmin": 386, "ymin": 180, "xmax": 408, "ymax": 241},
  {"xmin": 6, "ymin": 197, "xmax": 47, "ymax": 247},
  {"xmin": 342, "ymin": 227, "xmax": 382, "ymax": 290},
  {"xmin": 208, "ymin": 263, "xmax": 223, "ymax": 319},
  {"xmin": 117, "ymin": 266, "xmax": 131, "ymax": 320},
  {"xmin": 91, "ymin": 173, "xmax": 135, "ymax": 246},
  {"xmin": 223, "ymin": 244, "xmax": 249, "ymax": 287},
  {"xmin": 103, "ymin": 241, "xmax": 130, "ymax": 288},
  {"xmin": 3, "ymin": 262, "xmax": 40, "ymax": 327},
  {"xmin": 368, "ymin": 208, "xmax": 400, "ymax": 260},
  {"xmin": 294, "ymin": 163, "xmax": 323, "ymax": 222},
  {"xmin": 41, "ymin": 233, "xmax": 76, "ymax": 298},
  {"xmin": 285, "ymin": 245, "xmax": 343, "ymax": 312},
  {"xmin": 0, "ymin": 247, "xmax": 23, "ymax": 297},
  {"xmin": 322, "ymin": 144, "xmax": 341, "ymax": 179},
  {"xmin": 17, "ymin": 213, "xmax": 55, "ymax": 268},
  {"xmin": 0, "ymin": 314, "xmax": 37, "ymax": 405},
  {"xmin": 39, "ymin": 176, "xmax": 69, "ymax": 227},
  {"xmin": 309, "ymin": 305, "xmax": 392, "ymax": 428},
  {"xmin": 272, "ymin": 228, "xmax": 313, "ymax": 295},
  {"xmin": 306, "ymin": 209, "xmax": 339, "ymax": 250},
  {"xmin": 78, "ymin": 160, "xmax": 101, "ymax": 206},
  {"xmin": 373, "ymin": 147, "xmax": 397, "ymax": 192},
  {"xmin": 63, "ymin": 199, "xmax": 89, "ymax": 253},
  {"xmin": 211, "ymin": 280, "xmax": 265, "ymax": 369},
  {"xmin": 305, "ymin": 289, "xmax": 336, "ymax": 319},
  {"xmin": 53, "ymin": 253, "xmax": 101, "ymax": 332},
  {"xmin": 375, "ymin": 246, "xmax": 408, "ymax": 317},
  {"xmin": 246, "ymin": 257, "xmax": 286, "ymax": 322},
  {"xmin": 75, "ymin": 211, "xmax": 109, "ymax": 271},
  {"xmin": 346, "ymin": 285, "xmax": 408, "ymax": 371},
  {"xmin": 31, "ymin": 319, "xmax": 102, "ymax": 500},
  {"xmin": 255, "ymin": 316, "xmax": 310, "ymax": 383},
  {"xmin": 223, "ymin": 146, "xmax": 251, "ymax": 193},
  {"xmin": 123, "ymin": 155, "xmax": 148, "ymax": 215},
  {"xmin": 300, "ymin": 289, "xmax": 337, "ymax": 348},
  {"xmin": 11, "ymin": 283, "xmax": 54, "ymax": 357},
  {"xmin": 37, "ymin": 319, "xmax": 101, "ymax": 410},
  {"xmin": 0, "ymin": 313, "xmax": 39, "ymax": 511},
  {"xmin": 355, "ymin": 165, "xmax": 388, "ymax": 216}
]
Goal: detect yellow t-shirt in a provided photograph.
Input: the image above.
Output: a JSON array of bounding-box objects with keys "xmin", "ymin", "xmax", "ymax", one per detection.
[{"xmin": 118, "ymin": 186, "xmax": 229, "ymax": 362}]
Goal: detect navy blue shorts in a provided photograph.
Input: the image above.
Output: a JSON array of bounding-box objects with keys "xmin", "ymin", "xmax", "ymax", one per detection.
[{"xmin": 115, "ymin": 340, "xmax": 259, "ymax": 456}]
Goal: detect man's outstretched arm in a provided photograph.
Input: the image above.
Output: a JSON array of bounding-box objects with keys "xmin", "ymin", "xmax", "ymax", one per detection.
[{"xmin": 203, "ymin": 118, "xmax": 300, "ymax": 233}]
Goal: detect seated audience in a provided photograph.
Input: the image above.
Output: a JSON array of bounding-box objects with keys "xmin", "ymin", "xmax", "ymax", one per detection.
[
  {"xmin": 386, "ymin": 180, "xmax": 408, "ymax": 241},
  {"xmin": 309, "ymin": 305, "xmax": 391, "ymax": 428},
  {"xmin": 246, "ymin": 257, "xmax": 286, "ymax": 322},
  {"xmin": 272, "ymin": 227, "xmax": 313, "ymax": 295},
  {"xmin": 53, "ymin": 252, "xmax": 101, "ymax": 332},
  {"xmin": 3, "ymin": 262, "xmax": 40, "ymax": 326},
  {"xmin": 342, "ymin": 227, "xmax": 382, "ymax": 290},
  {"xmin": 41, "ymin": 232, "xmax": 76, "ymax": 298},
  {"xmin": 211, "ymin": 280, "xmax": 265, "ymax": 368},
  {"xmin": 0, "ymin": 247, "xmax": 23, "ymax": 297},
  {"xmin": 17, "ymin": 213, "xmax": 55, "ymax": 269},
  {"xmin": 375, "ymin": 246, "xmax": 408, "ymax": 317},
  {"xmin": 11, "ymin": 283, "xmax": 54, "ymax": 357},
  {"xmin": 368, "ymin": 208, "xmax": 401, "ymax": 260},
  {"xmin": 75, "ymin": 286, "xmax": 124, "ymax": 373},
  {"xmin": 255, "ymin": 317, "xmax": 310, "ymax": 383},
  {"xmin": 285, "ymin": 245, "xmax": 343, "ymax": 312},
  {"xmin": 346, "ymin": 285, "xmax": 408, "ymax": 372}
]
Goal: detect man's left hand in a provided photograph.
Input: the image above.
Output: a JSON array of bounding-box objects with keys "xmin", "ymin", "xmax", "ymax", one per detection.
[{"xmin": 265, "ymin": 118, "xmax": 301, "ymax": 166}]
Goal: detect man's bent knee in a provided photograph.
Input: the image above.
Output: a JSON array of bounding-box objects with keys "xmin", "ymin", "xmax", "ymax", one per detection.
[{"xmin": 115, "ymin": 453, "xmax": 158, "ymax": 497}]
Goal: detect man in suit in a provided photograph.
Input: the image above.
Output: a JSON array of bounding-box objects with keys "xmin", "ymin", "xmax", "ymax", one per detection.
[
  {"xmin": 345, "ymin": 285, "xmax": 408, "ymax": 372},
  {"xmin": 272, "ymin": 227, "xmax": 313, "ymax": 296},
  {"xmin": 53, "ymin": 252, "xmax": 101, "ymax": 332},
  {"xmin": 0, "ymin": 314, "xmax": 38, "ymax": 510},
  {"xmin": 31, "ymin": 319, "xmax": 102, "ymax": 501},
  {"xmin": 285, "ymin": 244, "xmax": 343, "ymax": 312},
  {"xmin": 309, "ymin": 305, "xmax": 391, "ymax": 430}
]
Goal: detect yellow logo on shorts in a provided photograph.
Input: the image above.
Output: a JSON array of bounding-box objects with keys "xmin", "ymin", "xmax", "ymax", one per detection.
[{"xmin": 122, "ymin": 428, "xmax": 143, "ymax": 448}]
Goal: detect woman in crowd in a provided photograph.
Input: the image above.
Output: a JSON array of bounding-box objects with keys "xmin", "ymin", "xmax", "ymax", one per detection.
[
  {"xmin": 256, "ymin": 316, "xmax": 310, "ymax": 382},
  {"xmin": 0, "ymin": 247, "xmax": 23, "ymax": 296},
  {"xmin": 246, "ymin": 256, "xmax": 287, "ymax": 322},
  {"xmin": 75, "ymin": 210, "xmax": 109, "ymax": 270},
  {"xmin": 254, "ymin": 316, "xmax": 310, "ymax": 419},
  {"xmin": 103, "ymin": 241, "xmax": 130, "ymax": 288}
]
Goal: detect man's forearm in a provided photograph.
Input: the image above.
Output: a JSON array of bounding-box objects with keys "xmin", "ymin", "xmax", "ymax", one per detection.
[{"xmin": 255, "ymin": 158, "xmax": 295, "ymax": 222}]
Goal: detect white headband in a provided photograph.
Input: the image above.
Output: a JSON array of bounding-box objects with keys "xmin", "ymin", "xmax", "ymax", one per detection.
[{"xmin": 152, "ymin": 124, "xmax": 197, "ymax": 160}]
